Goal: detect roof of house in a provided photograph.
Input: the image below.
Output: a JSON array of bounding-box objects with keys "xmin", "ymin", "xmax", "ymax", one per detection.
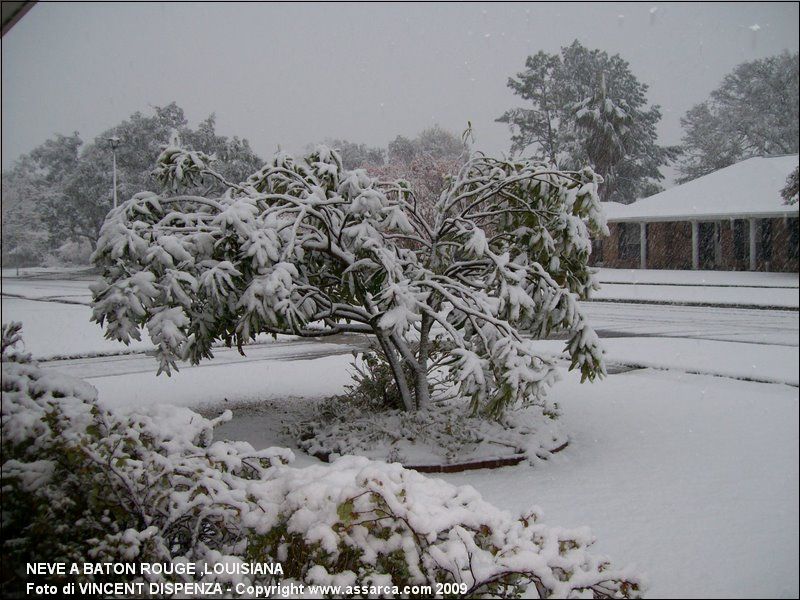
[{"xmin": 602, "ymin": 154, "xmax": 799, "ymax": 223}]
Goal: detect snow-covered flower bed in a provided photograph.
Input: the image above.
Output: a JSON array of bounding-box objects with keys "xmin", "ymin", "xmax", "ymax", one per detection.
[
  {"xmin": 291, "ymin": 349, "xmax": 567, "ymax": 468},
  {"xmin": 2, "ymin": 323, "xmax": 643, "ymax": 597},
  {"xmin": 296, "ymin": 398, "xmax": 566, "ymax": 468}
]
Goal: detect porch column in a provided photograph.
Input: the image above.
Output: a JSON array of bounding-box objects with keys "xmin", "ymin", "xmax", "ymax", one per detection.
[
  {"xmin": 749, "ymin": 218, "xmax": 758, "ymax": 270},
  {"xmin": 691, "ymin": 221, "xmax": 699, "ymax": 270},
  {"xmin": 639, "ymin": 221, "xmax": 647, "ymax": 269}
]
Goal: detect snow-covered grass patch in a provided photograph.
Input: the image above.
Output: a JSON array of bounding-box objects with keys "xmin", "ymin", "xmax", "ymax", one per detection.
[
  {"xmin": 88, "ymin": 352, "xmax": 355, "ymax": 414},
  {"xmin": 0, "ymin": 297, "xmax": 154, "ymax": 358},
  {"xmin": 442, "ymin": 368, "xmax": 799, "ymax": 598},
  {"xmin": 530, "ymin": 336, "xmax": 800, "ymax": 386}
]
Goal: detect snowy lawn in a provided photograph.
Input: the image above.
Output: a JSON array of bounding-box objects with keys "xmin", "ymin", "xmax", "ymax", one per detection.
[
  {"xmin": 591, "ymin": 268, "xmax": 799, "ymax": 308},
  {"xmin": 88, "ymin": 352, "xmax": 356, "ymax": 415},
  {"xmin": 532, "ymin": 337, "xmax": 800, "ymax": 386},
  {"xmin": 0, "ymin": 292, "xmax": 300, "ymax": 360},
  {"xmin": 440, "ymin": 369, "xmax": 799, "ymax": 598},
  {"xmin": 3, "ymin": 274, "xmax": 799, "ymax": 597},
  {"xmin": 1, "ymin": 277, "xmax": 95, "ymax": 303},
  {"xmin": 0, "ymin": 297, "xmax": 153, "ymax": 358}
]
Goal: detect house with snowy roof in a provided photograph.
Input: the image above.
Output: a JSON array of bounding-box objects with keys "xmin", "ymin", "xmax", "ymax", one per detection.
[{"xmin": 591, "ymin": 154, "xmax": 799, "ymax": 272}]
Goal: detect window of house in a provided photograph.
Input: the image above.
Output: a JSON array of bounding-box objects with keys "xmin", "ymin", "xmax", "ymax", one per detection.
[
  {"xmin": 760, "ymin": 220, "xmax": 773, "ymax": 262},
  {"xmin": 789, "ymin": 218, "xmax": 799, "ymax": 260},
  {"xmin": 733, "ymin": 220, "xmax": 748, "ymax": 262},
  {"xmin": 617, "ymin": 223, "xmax": 640, "ymax": 260}
]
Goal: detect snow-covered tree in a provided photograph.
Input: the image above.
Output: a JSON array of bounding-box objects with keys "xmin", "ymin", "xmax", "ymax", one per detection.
[
  {"xmin": 314, "ymin": 138, "xmax": 386, "ymax": 170},
  {"xmin": 91, "ymin": 143, "xmax": 607, "ymax": 417},
  {"xmin": 677, "ymin": 52, "xmax": 799, "ymax": 183},
  {"xmin": 387, "ymin": 126, "xmax": 466, "ymax": 165},
  {"xmin": 1, "ymin": 154, "xmax": 53, "ymax": 267},
  {"xmin": 498, "ymin": 41, "xmax": 678, "ymax": 203},
  {"xmin": 364, "ymin": 154, "xmax": 462, "ymax": 228}
]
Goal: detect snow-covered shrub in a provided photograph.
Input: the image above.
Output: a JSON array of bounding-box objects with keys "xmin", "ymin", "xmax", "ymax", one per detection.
[
  {"xmin": 44, "ymin": 239, "xmax": 94, "ymax": 266},
  {"xmin": 1, "ymin": 322, "xmax": 290, "ymax": 597},
  {"xmin": 252, "ymin": 456, "xmax": 644, "ymax": 598},
  {"xmin": 781, "ymin": 166, "xmax": 798, "ymax": 205},
  {"xmin": 91, "ymin": 143, "xmax": 607, "ymax": 417},
  {"xmin": 1, "ymin": 324, "xmax": 644, "ymax": 598}
]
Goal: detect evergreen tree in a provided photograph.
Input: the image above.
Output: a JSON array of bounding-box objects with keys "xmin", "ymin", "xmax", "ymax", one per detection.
[{"xmin": 498, "ymin": 40, "xmax": 678, "ymax": 203}]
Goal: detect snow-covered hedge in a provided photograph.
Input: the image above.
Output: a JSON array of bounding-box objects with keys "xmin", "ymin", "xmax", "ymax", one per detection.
[{"xmin": 1, "ymin": 323, "xmax": 644, "ymax": 598}]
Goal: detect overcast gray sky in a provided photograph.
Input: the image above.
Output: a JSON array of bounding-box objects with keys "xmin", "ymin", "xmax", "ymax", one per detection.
[{"xmin": 2, "ymin": 2, "xmax": 798, "ymax": 177}]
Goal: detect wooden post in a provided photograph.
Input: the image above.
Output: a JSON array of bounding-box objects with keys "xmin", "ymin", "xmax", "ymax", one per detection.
[{"xmin": 691, "ymin": 221, "xmax": 699, "ymax": 270}]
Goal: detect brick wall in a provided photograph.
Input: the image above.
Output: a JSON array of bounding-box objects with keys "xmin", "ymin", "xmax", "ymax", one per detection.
[
  {"xmin": 766, "ymin": 217, "xmax": 799, "ymax": 272},
  {"xmin": 646, "ymin": 222, "xmax": 692, "ymax": 269},
  {"xmin": 590, "ymin": 217, "xmax": 799, "ymax": 272}
]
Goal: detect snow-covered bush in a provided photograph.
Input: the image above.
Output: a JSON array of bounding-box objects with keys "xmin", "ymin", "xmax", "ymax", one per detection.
[
  {"xmin": 91, "ymin": 143, "xmax": 607, "ymax": 417},
  {"xmin": 1, "ymin": 324, "xmax": 644, "ymax": 598},
  {"xmin": 43, "ymin": 239, "xmax": 94, "ymax": 267},
  {"xmin": 1, "ymin": 322, "xmax": 291, "ymax": 596},
  {"xmin": 781, "ymin": 166, "xmax": 799, "ymax": 205}
]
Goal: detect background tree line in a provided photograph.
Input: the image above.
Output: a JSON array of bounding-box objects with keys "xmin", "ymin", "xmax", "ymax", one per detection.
[
  {"xmin": 1, "ymin": 103, "xmax": 263, "ymax": 267},
  {"xmin": 2, "ymin": 45, "xmax": 797, "ymax": 266},
  {"xmin": 498, "ymin": 42, "xmax": 798, "ymax": 203}
]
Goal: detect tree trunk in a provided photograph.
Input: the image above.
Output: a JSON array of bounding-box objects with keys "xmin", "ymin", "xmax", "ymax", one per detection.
[
  {"xmin": 414, "ymin": 313, "xmax": 433, "ymax": 410},
  {"xmin": 375, "ymin": 332, "xmax": 415, "ymax": 412}
]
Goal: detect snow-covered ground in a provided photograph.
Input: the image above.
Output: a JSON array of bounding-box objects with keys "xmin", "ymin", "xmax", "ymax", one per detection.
[
  {"xmin": 442, "ymin": 368, "xmax": 799, "ymax": 599},
  {"xmin": 592, "ymin": 283, "xmax": 798, "ymax": 308},
  {"xmin": 1, "ymin": 277, "xmax": 95, "ymax": 303},
  {"xmin": 584, "ymin": 302, "xmax": 799, "ymax": 346},
  {"xmin": 2, "ymin": 272, "xmax": 799, "ymax": 597},
  {"xmin": 595, "ymin": 267, "xmax": 799, "ymax": 288},
  {"xmin": 533, "ymin": 337, "xmax": 799, "ymax": 385},
  {"xmin": 592, "ymin": 268, "xmax": 799, "ymax": 308},
  {"xmin": 69, "ymin": 350, "xmax": 800, "ymax": 598},
  {"xmin": 0, "ymin": 297, "xmax": 153, "ymax": 358}
]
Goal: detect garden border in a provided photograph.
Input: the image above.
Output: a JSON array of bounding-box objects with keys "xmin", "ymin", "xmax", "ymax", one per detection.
[{"xmin": 312, "ymin": 439, "xmax": 569, "ymax": 473}]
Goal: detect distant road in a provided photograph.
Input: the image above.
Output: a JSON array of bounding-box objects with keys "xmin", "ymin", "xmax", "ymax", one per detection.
[{"xmin": 583, "ymin": 301, "xmax": 799, "ymax": 347}]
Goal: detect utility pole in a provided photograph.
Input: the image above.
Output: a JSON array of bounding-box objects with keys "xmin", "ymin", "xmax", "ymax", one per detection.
[{"xmin": 108, "ymin": 136, "xmax": 121, "ymax": 209}]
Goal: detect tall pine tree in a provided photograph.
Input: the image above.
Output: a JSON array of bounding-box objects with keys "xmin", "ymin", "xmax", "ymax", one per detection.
[{"xmin": 498, "ymin": 41, "xmax": 678, "ymax": 203}]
